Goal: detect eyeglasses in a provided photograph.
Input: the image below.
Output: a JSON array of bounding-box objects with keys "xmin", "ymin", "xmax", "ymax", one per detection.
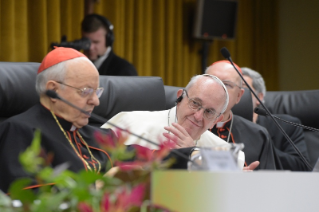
[
  {"xmin": 222, "ymin": 80, "xmax": 242, "ymax": 89},
  {"xmin": 55, "ymin": 81, "xmax": 104, "ymax": 98},
  {"xmin": 184, "ymin": 89, "xmax": 219, "ymax": 120}
]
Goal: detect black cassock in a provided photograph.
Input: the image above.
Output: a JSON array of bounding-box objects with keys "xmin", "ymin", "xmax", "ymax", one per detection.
[
  {"xmin": 0, "ymin": 103, "xmax": 114, "ymax": 193},
  {"xmin": 257, "ymin": 114, "xmax": 310, "ymax": 171},
  {"xmin": 0, "ymin": 103, "xmax": 194, "ymax": 193},
  {"xmin": 210, "ymin": 114, "xmax": 281, "ymax": 170}
]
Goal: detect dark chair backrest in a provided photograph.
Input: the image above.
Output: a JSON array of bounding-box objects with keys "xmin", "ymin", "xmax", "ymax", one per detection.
[
  {"xmin": 264, "ymin": 90, "xmax": 319, "ymax": 167},
  {"xmin": 164, "ymin": 85, "xmax": 183, "ymax": 110},
  {"xmin": 265, "ymin": 90, "xmax": 319, "ymax": 129},
  {"xmin": 91, "ymin": 76, "xmax": 166, "ymax": 126},
  {"xmin": 0, "ymin": 62, "xmax": 40, "ymax": 122},
  {"xmin": 232, "ymin": 88, "xmax": 253, "ymax": 121},
  {"xmin": 0, "ymin": 62, "xmax": 166, "ymax": 126}
]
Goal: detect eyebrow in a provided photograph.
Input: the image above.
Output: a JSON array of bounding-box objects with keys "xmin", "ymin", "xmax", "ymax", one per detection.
[{"xmin": 192, "ymin": 97, "xmax": 217, "ymax": 112}]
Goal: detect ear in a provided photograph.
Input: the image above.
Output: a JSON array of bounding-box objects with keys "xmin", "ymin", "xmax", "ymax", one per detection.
[
  {"xmin": 236, "ymin": 88, "xmax": 245, "ymax": 104},
  {"xmin": 215, "ymin": 114, "xmax": 224, "ymax": 123},
  {"xmin": 176, "ymin": 89, "xmax": 184, "ymax": 98},
  {"xmin": 256, "ymin": 93, "xmax": 264, "ymax": 106},
  {"xmin": 46, "ymin": 81, "xmax": 59, "ymax": 102}
]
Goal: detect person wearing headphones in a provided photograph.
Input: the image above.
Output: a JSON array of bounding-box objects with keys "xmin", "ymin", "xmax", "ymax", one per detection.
[
  {"xmin": 81, "ymin": 14, "xmax": 138, "ymax": 76},
  {"xmin": 101, "ymin": 74, "xmax": 250, "ymax": 169}
]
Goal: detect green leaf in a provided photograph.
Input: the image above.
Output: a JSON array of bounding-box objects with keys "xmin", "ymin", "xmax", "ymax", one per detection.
[
  {"xmin": 0, "ymin": 190, "xmax": 12, "ymax": 207},
  {"xmin": 8, "ymin": 178, "xmax": 36, "ymax": 204},
  {"xmin": 19, "ymin": 130, "xmax": 44, "ymax": 174},
  {"xmin": 76, "ymin": 170, "xmax": 103, "ymax": 185},
  {"xmin": 31, "ymin": 192, "xmax": 70, "ymax": 212}
]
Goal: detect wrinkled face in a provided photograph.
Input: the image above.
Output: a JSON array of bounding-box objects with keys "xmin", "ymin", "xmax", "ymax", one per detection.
[
  {"xmin": 206, "ymin": 63, "xmax": 244, "ymax": 114},
  {"xmin": 51, "ymin": 59, "xmax": 100, "ymax": 128},
  {"xmin": 82, "ymin": 27, "xmax": 108, "ymax": 61},
  {"xmin": 176, "ymin": 78, "xmax": 226, "ymax": 140}
]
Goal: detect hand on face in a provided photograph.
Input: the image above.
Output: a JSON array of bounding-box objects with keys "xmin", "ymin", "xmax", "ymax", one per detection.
[{"xmin": 163, "ymin": 123, "xmax": 195, "ymax": 148}]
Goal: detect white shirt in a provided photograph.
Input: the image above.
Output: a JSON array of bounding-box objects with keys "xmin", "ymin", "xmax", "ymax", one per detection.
[
  {"xmin": 101, "ymin": 106, "xmax": 245, "ymax": 168},
  {"xmin": 93, "ymin": 46, "xmax": 112, "ymax": 69}
]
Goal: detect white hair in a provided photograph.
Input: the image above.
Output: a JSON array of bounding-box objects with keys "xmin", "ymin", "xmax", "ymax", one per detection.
[
  {"xmin": 185, "ymin": 74, "xmax": 229, "ymax": 115},
  {"xmin": 35, "ymin": 57, "xmax": 92, "ymax": 95},
  {"xmin": 241, "ymin": 67, "xmax": 266, "ymax": 103}
]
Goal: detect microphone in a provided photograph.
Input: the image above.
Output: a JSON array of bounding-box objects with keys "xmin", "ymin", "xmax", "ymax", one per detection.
[
  {"xmin": 45, "ymin": 90, "xmax": 200, "ymax": 168},
  {"xmin": 254, "ymin": 107, "xmax": 319, "ymax": 132},
  {"xmin": 220, "ymin": 47, "xmax": 313, "ymax": 170},
  {"xmin": 46, "ymin": 90, "xmax": 90, "ymax": 116}
]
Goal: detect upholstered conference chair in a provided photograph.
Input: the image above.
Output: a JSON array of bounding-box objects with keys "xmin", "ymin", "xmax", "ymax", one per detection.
[
  {"xmin": 0, "ymin": 62, "xmax": 166, "ymax": 126},
  {"xmin": 265, "ymin": 90, "xmax": 319, "ymax": 167}
]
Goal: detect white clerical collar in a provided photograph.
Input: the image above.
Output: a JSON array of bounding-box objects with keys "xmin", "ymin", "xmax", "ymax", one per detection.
[
  {"xmin": 93, "ymin": 46, "xmax": 112, "ymax": 69},
  {"xmin": 70, "ymin": 125, "xmax": 77, "ymax": 131},
  {"xmin": 216, "ymin": 112, "xmax": 233, "ymax": 128}
]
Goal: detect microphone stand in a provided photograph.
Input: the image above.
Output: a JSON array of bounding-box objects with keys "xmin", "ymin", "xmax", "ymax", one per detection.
[
  {"xmin": 254, "ymin": 108, "xmax": 319, "ymax": 133},
  {"xmin": 220, "ymin": 47, "xmax": 313, "ymax": 170},
  {"xmin": 45, "ymin": 90, "xmax": 201, "ymax": 169}
]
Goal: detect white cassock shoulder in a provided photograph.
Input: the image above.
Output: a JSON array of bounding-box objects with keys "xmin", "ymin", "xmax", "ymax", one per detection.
[{"xmin": 101, "ymin": 108, "xmax": 245, "ymax": 169}]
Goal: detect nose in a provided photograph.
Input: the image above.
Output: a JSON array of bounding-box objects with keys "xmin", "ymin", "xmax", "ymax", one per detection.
[
  {"xmin": 90, "ymin": 43, "xmax": 95, "ymax": 51},
  {"xmin": 88, "ymin": 92, "xmax": 100, "ymax": 106},
  {"xmin": 193, "ymin": 108, "xmax": 204, "ymax": 121}
]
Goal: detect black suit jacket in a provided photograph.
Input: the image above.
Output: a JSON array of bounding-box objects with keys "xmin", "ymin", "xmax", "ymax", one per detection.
[
  {"xmin": 210, "ymin": 114, "xmax": 280, "ymax": 170},
  {"xmin": 257, "ymin": 114, "xmax": 310, "ymax": 171},
  {"xmin": 98, "ymin": 50, "xmax": 138, "ymax": 76}
]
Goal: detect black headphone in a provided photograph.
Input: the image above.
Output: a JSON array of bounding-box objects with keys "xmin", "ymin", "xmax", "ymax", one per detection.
[
  {"xmin": 175, "ymin": 93, "xmax": 184, "ymax": 104},
  {"xmin": 87, "ymin": 14, "xmax": 114, "ymax": 47},
  {"xmin": 175, "ymin": 95, "xmax": 183, "ymax": 104}
]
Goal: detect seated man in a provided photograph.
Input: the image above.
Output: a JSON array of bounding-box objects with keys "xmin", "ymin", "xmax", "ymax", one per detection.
[
  {"xmin": 206, "ymin": 61, "xmax": 280, "ymax": 170},
  {"xmin": 0, "ymin": 47, "xmax": 114, "ymax": 193},
  {"xmin": 101, "ymin": 74, "xmax": 246, "ymax": 168},
  {"xmin": 241, "ymin": 67, "xmax": 310, "ymax": 171},
  {"xmin": 81, "ymin": 14, "xmax": 138, "ymax": 76}
]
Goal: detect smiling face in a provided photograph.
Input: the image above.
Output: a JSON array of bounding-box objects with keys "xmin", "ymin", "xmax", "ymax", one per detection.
[
  {"xmin": 176, "ymin": 77, "xmax": 226, "ymax": 140},
  {"xmin": 48, "ymin": 58, "xmax": 100, "ymax": 128},
  {"xmin": 206, "ymin": 62, "xmax": 244, "ymax": 120}
]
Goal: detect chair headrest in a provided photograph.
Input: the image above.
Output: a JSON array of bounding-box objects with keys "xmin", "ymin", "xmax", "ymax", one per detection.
[
  {"xmin": 164, "ymin": 85, "xmax": 183, "ymax": 110},
  {"xmin": 0, "ymin": 62, "xmax": 40, "ymax": 118},
  {"xmin": 91, "ymin": 76, "xmax": 166, "ymax": 125},
  {"xmin": 264, "ymin": 90, "xmax": 319, "ymax": 128},
  {"xmin": 232, "ymin": 87, "xmax": 253, "ymax": 121}
]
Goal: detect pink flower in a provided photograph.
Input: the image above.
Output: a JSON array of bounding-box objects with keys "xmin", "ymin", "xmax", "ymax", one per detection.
[
  {"xmin": 94, "ymin": 131, "xmax": 116, "ymax": 149},
  {"xmin": 101, "ymin": 193, "xmax": 110, "ymax": 211},
  {"xmin": 115, "ymin": 161, "xmax": 145, "ymax": 171},
  {"xmin": 101, "ymin": 184, "xmax": 145, "ymax": 211},
  {"xmin": 95, "ymin": 128, "xmax": 129, "ymax": 151},
  {"xmin": 78, "ymin": 202, "xmax": 93, "ymax": 212}
]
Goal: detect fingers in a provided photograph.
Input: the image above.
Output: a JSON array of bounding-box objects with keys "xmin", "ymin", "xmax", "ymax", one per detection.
[
  {"xmin": 163, "ymin": 123, "xmax": 195, "ymax": 148},
  {"xmin": 164, "ymin": 123, "xmax": 187, "ymax": 139},
  {"xmin": 248, "ymin": 161, "xmax": 260, "ymax": 170},
  {"xmin": 163, "ymin": 133, "xmax": 179, "ymax": 148},
  {"xmin": 243, "ymin": 161, "xmax": 260, "ymax": 171}
]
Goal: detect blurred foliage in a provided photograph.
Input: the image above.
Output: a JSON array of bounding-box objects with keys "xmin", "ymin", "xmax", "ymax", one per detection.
[{"xmin": 0, "ymin": 129, "xmax": 173, "ymax": 212}]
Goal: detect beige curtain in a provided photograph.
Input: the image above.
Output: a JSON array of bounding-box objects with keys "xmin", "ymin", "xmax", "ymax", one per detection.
[{"xmin": 0, "ymin": 0, "xmax": 278, "ymax": 90}]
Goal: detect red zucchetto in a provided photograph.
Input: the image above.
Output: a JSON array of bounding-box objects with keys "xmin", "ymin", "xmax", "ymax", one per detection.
[{"xmin": 37, "ymin": 47, "xmax": 87, "ymax": 74}]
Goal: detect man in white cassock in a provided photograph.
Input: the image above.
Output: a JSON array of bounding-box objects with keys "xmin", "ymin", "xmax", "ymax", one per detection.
[{"xmin": 101, "ymin": 74, "xmax": 251, "ymax": 169}]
